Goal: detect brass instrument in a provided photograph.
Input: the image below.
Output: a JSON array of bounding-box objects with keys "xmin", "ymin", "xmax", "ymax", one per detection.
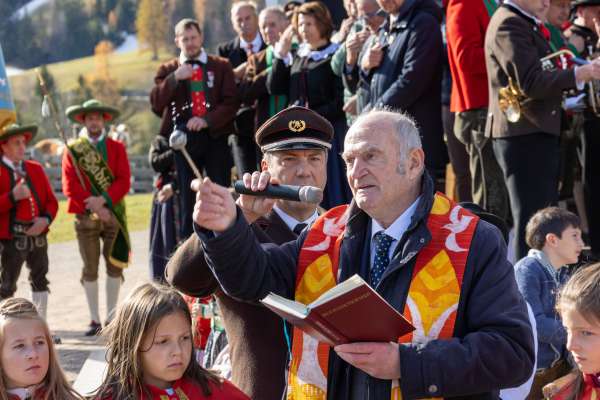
[
  {"xmin": 499, "ymin": 77, "xmax": 527, "ymax": 123},
  {"xmin": 499, "ymin": 49, "xmax": 598, "ymax": 122}
]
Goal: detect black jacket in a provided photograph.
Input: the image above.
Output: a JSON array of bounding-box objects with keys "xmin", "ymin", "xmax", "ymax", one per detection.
[
  {"xmin": 358, "ymin": 0, "xmax": 447, "ymax": 172},
  {"xmin": 199, "ymin": 173, "xmax": 535, "ymax": 399}
]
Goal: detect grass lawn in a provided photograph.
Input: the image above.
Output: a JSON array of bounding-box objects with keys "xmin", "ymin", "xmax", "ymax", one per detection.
[
  {"xmin": 9, "ymin": 49, "xmax": 173, "ymax": 94},
  {"xmin": 47, "ymin": 193, "xmax": 153, "ymax": 244}
]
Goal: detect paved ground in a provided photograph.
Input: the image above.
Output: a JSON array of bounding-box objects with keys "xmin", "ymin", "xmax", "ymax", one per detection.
[{"xmin": 15, "ymin": 229, "xmax": 151, "ymax": 382}]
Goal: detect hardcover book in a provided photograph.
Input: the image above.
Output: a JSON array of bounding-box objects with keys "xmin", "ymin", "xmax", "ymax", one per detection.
[{"xmin": 260, "ymin": 274, "xmax": 415, "ymax": 346}]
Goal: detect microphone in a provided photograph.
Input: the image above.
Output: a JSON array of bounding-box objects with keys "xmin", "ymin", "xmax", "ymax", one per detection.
[{"xmin": 233, "ymin": 181, "xmax": 323, "ymax": 204}]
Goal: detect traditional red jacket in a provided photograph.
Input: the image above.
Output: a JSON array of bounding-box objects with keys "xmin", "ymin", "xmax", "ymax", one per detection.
[
  {"xmin": 0, "ymin": 159, "xmax": 58, "ymax": 239},
  {"xmin": 446, "ymin": 0, "xmax": 492, "ymax": 112},
  {"xmin": 100, "ymin": 378, "xmax": 250, "ymax": 400},
  {"xmin": 61, "ymin": 137, "xmax": 131, "ymax": 214}
]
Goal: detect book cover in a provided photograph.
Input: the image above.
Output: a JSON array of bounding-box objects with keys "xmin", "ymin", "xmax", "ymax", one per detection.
[{"xmin": 260, "ymin": 274, "xmax": 415, "ymax": 346}]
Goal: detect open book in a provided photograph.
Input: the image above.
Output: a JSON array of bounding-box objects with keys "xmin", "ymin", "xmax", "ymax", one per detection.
[{"xmin": 260, "ymin": 274, "xmax": 414, "ymax": 347}]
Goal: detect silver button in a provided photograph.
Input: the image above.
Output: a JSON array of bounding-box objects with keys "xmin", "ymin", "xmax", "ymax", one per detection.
[
  {"xmin": 420, "ymin": 238, "xmax": 425, "ymax": 243},
  {"xmin": 428, "ymin": 384, "xmax": 438, "ymax": 394},
  {"xmin": 551, "ymin": 110, "xmax": 557, "ymax": 115}
]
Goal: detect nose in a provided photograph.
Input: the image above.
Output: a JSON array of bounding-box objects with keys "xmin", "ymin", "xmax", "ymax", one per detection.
[
  {"xmin": 26, "ymin": 345, "xmax": 39, "ymax": 360},
  {"xmin": 566, "ymin": 331, "xmax": 579, "ymax": 353},
  {"xmin": 347, "ymin": 158, "xmax": 366, "ymax": 182}
]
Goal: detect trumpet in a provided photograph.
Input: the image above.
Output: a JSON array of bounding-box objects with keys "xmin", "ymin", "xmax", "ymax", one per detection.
[{"xmin": 499, "ymin": 49, "xmax": 599, "ymax": 122}]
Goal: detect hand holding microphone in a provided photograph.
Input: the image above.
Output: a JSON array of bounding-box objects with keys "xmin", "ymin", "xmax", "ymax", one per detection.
[{"xmin": 233, "ymin": 171, "xmax": 322, "ymax": 224}]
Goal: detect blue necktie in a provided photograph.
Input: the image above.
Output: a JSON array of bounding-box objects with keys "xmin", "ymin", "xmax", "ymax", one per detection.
[{"xmin": 371, "ymin": 232, "xmax": 394, "ymax": 287}]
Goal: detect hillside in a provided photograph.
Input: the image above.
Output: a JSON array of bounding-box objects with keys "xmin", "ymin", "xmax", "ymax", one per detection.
[{"xmin": 9, "ymin": 48, "xmax": 171, "ymax": 94}]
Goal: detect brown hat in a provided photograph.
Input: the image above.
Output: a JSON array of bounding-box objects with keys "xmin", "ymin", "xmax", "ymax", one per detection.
[
  {"xmin": 255, "ymin": 106, "xmax": 333, "ymax": 152},
  {"xmin": 0, "ymin": 123, "xmax": 37, "ymax": 144}
]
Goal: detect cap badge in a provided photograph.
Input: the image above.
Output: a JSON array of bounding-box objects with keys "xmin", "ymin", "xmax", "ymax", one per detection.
[{"xmin": 288, "ymin": 120, "xmax": 306, "ymax": 133}]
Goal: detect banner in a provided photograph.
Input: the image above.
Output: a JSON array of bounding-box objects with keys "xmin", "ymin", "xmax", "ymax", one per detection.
[{"xmin": 0, "ymin": 44, "xmax": 16, "ymax": 131}]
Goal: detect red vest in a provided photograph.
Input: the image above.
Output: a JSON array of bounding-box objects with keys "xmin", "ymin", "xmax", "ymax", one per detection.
[{"xmin": 0, "ymin": 159, "xmax": 58, "ymax": 239}]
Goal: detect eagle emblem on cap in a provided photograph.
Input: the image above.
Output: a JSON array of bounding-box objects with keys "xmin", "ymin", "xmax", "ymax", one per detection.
[{"xmin": 288, "ymin": 120, "xmax": 306, "ymax": 132}]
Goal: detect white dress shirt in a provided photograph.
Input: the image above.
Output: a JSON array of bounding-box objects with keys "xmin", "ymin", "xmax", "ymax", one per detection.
[
  {"xmin": 369, "ymin": 197, "xmax": 420, "ymax": 268},
  {"xmin": 239, "ymin": 34, "xmax": 263, "ymax": 54},
  {"xmin": 179, "ymin": 48, "xmax": 208, "ymax": 65},
  {"xmin": 272, "ymin": 205, "xmax": 318, "ymax": 233}
]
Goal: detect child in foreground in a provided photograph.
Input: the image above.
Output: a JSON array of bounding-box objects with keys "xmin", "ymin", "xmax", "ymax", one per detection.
[
  {"xmin": 544, "ymin": 263, "xmax": 600, "ymax": 399},
  {"xmin": 93, "ymin": 282, "xmax": 249, "ymax": 400},
  {"xmin": 0, "ymin": 297, "xmax": 82, "ymax": 400}
]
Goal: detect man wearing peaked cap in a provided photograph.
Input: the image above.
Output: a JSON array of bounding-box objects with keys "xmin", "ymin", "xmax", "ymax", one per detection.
[
  {"xmin": 165, "ymin": 106, "xmax": 330, "ymax": 400},
  {"xmin": 61, "ymin": 98, "xmax": 131, "ymax": 336},
  {"xmin": 0, "ymin": 124, "xmax": 58, "ymax": 325}
]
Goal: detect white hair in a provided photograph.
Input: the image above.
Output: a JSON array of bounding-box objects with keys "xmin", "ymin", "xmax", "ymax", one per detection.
[
  {"xmin": 259, "ymin": 5, "xmax": 287, "ymax": 22},
  {"xmin": 231, "ymin": 1, "xmax": 258, "ymax": 16},
  {"xmin": 351, "ymin": 108, "xmax": 422, "ymax": 174}
]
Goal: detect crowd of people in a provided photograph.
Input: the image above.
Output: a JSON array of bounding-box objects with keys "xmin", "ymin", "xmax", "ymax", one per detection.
[{"xmin": 1, "ymin": 0, "xmax": 600, "ymax": 398}]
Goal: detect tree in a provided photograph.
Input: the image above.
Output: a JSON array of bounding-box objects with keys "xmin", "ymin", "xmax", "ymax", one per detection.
[{"xmin": 136, "ymin": 0, "xmax": 168, "ymax": 60}]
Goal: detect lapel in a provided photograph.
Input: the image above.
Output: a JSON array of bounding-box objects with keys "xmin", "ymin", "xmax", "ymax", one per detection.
[
  {"xmin": 256, "ymin": 210, "xmax": 297, "ymax": 245},
  {"xmin": 233, "ymin": 37, "xmax": 247, "ymax": 66}
]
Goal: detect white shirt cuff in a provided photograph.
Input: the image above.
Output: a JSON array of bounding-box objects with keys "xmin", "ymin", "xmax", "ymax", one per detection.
[{"xmin": 273, "ymin": 43, "xmax": 293, "ymax": 67}]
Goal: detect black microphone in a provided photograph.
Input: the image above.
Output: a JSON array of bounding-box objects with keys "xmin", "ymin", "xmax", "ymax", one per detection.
[{"xmin": 233, "ymin": 181, "xmax": 323, "ymax": 204}]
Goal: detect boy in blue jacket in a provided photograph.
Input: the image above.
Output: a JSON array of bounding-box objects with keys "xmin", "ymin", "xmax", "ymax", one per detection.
[{"xmin": 515, "ymin": 207, "xmax": 584, "ymax": 398}]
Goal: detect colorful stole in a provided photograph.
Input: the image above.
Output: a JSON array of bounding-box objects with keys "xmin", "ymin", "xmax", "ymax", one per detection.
[
  {"xmin": 483, "ymin": 0, "xmax": 498, "ymax": 17},
  {"xmin": 68, "ymin": 137, "xmax": 130, "ymax": 268},
  {"xmin": 265, "ymin": 46, "xmax": 287, "ymax": 117},
  {"xmin": 288, "ymin": 193, "xmax": 479, "ymax": 400},
  {"xmin": 189, "ymin": 63, "xmax": 207, "ymax": 117}
]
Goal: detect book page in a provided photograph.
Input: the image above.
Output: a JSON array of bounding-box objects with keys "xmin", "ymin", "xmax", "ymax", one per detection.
[
  {"xmin": 261, "ymin": 293, "xmax": 310, "ymax": 318},
  {"xmin": 310, "ymin": 274, "xmax": 366, "ymax": 308}
]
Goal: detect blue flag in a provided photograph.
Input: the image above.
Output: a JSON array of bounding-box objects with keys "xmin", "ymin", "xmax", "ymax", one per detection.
[{"xmin": 0, "ymin": 44, "xmax": 16, "ymax": 131}]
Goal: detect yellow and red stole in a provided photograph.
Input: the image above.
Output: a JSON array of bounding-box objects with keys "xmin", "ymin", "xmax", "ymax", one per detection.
[{"xmin": 287, "ymin": 193, "xmax": 479, "ymax": 400}]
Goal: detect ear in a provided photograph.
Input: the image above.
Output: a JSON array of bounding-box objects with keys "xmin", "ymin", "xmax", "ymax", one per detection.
[
  {"xmin": 406, "ymin": 148, "xmax": 425, "ymax": 180},
  {"xmin": 545, "ymin": 233, "xmax": 559, "ymax": 247},
  {"xmin": 261, "ymin": 158, "xmax": 269, "ymax": 172}
]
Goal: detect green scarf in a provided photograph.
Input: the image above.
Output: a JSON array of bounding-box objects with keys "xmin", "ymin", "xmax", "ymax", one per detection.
[
  {"xmin": 68, "ymin": 137, "xmax": 130, "ymax": 268},
  {"xmin": 266, "ymin": 46, "xmax": 288, "ymax": 117}
]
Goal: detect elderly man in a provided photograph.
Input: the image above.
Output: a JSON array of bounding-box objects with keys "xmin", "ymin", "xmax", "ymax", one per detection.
[
  {"xmin": 165, "ymin": 106, "xmax": 329, "ymax": 400},
  {"xmin": 193, "ymin": 109, "xmax": 534, "ymax": 399},
  {"xmin": 62, "ymin": 99, "xmax": 131, "ymax": 336},
  {"xmin": 238, "ymin": 6, "xmax": 290, "ymax": 130},
  {"xmin": 336, "ymin": 0, "xmax": 386, "ymax": 122},
  {"xmin": 219, "ymin": 1, "xmax": 266, "ymax": 176}
]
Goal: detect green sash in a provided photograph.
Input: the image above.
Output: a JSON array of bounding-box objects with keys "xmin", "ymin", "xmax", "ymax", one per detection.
[
  {"xmin": 483, "ymin": 0, "xmax": 498, "ymax": 16},
  {"xmin": 68, "ymin": 137, "xmax": 130, "ymax": 268},
  {"xmin": 266, "ymin": 46, "xmax": 288, "ymax": 117},
  {"xmin": 547, "ymin": 23, "xmax": 582, "ymax": 57}
]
